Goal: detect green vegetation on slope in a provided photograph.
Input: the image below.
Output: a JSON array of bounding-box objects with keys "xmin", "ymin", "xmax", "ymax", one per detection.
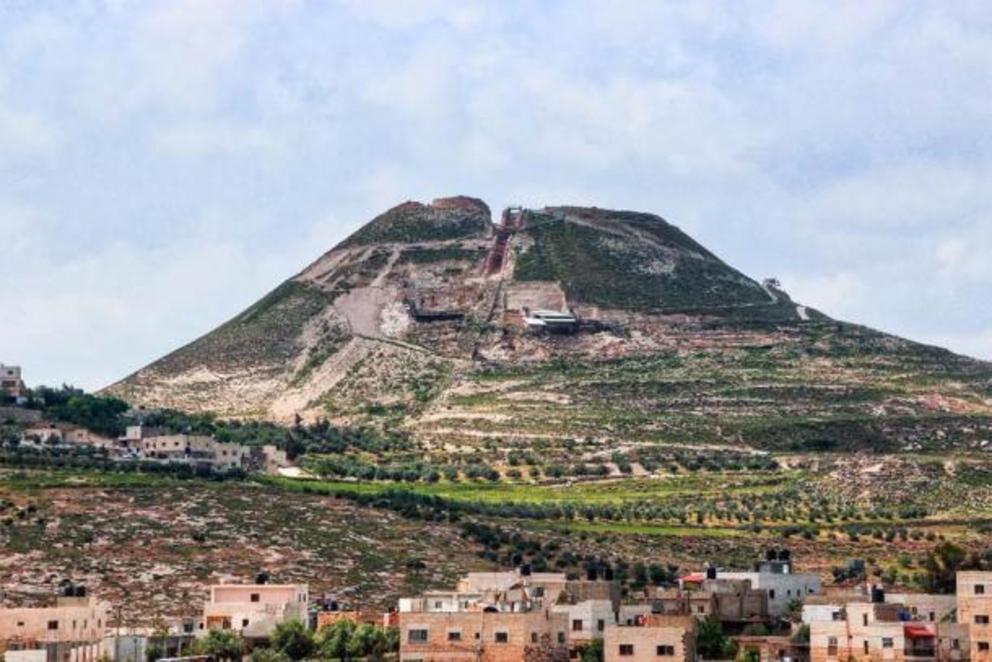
[
  {"xmin": 147, "ymin": 281, "xmax": 330, "ymax": 374},
  {"xmin": 342, "ymin": 199, "xmax": 491, "ymax": 246},
  {"xmin": 515, "ymin": 212, "xmax": 771, "ymax": 312}
]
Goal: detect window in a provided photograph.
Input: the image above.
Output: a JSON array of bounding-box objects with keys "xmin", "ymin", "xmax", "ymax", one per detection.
[
  {"xmin": 657, "ymin": 645, "xmax": 675, "ymax": 656},
  {"xmin": 531, "ymin": 633, "xmax": 538, "ymax": 644},
  {"xmin": 929, "ymin": 612, "xmax": 935, "ymax": 622},
  {"xmin": 863, "ymin": 614, "xmax": 869, "ymax": 626},
  {"xmin": 534, "ymin": 587, "xmax": 545, "ymax": 597},
  {"xmin": 827, "ymin": 637, "xmax": 838, "ymax": 656},
  {"xmin": 495, "ymin": 632, "xmax": 509, "ymax": 644},
  {"xmin": 48, "ymin": 621, "xmax": 59, "ymax": 631},
  {"xmin": 250, "ymin": 593, "xmax": 260, "ymax": 603},
  {"xmin": 976, "ymin": 615, "xmax": 990, "ymax": 625},
  {"xmin": 17, "ymin": 622, "xmax": 24, "ymax": 627},
  {"xmin": 831, "ymin": 611, "xmax": 842, "ymax": 621},
  {"xmin": 619, "ymin": 644, "xmax": 635, "ymax": 656},
  {"xmin": 979, "ymin": 642, "xmax": 990, "ymax": 652},
  {"xmin": 597, "ymin": 619, "xmax": 605, "ymax": 632},
  {"xmin": 558, "ymin": 632, "xmax": 566, "ymax": 644},
  {"xmin": 434, "ymin": 601, "xmax": 443, "ymax": 609},
  {"xmin": 697, "ymin": 605, "xmax": 705, "ymax": 614},
  {"xmin": 72, "ymin": 620, "xmax": 77, "ymax": 630},
  {"xmin": 242, "ymin": 619, "xmax": 249, "ymax": 627},
  {"xmin": 952, "ymin": 639, "xmax": 960, "ymax": 650},
  {"xmin": 977, "ymin": 584, "xmax": 986, "ymax": 595},
  {"xmin": 475, "ymin": 632, "xmax": 480, "ymax": 640},
  {"xmin": 882, "ymin": 638, "xmax": 894, "ymax": 649},
  {"xmin": 863, "ymin": 641, "xmax": 869, "ymax": 655},
  {"xmin": 572, "ymin": 619, "xmax": 584, "ymax": 631},
  {"xmin": 408, "ymin": 629, "xmax": 428, "ymax": 643},
  {"xmin": 447, "ymin": 631, "xmax": 461, "ymax": 642},
  {"xmin": 769, "ymin": 590, "xmax": 776, "ymax": 599}
]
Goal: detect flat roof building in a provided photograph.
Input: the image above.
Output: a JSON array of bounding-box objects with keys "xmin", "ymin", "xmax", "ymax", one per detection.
[{"xmin": 201, "ymin": 583, "xmax": 308, "ymax": 642}]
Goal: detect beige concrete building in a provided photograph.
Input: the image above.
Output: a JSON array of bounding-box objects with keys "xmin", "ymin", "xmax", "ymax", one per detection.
[
  {"xmin": 398, "ymin": 609, "xmax": 568, "ymax": 662},
  {"xmin": 551, "ymin": 599, "xmax": 616, "ymax": 647},
  {"xmin": 656, "ymin": 573, "xmax": 767, "ymax": 622},
  {"xmin": 958, "ymin": 571, "xmax": 992, "ymax": 661},
  {"xmin": 138, "ymin": 434, "xmax": 247, "ymax": 471},
  {"xmin": 806, "ymin": 598, "xmax": 940, "ymax": 662},
  {"xmin": 603, "ymin": 614, "xmax": 696, "ymax": 662},
  {"xmin": 1, "ymin": 364, "xmax": 25, "ymax": 398},
  {"xmin": 398, "ymin": 570, "xmax": 619, "ymax": 660},
  {"xmin": 717, "ymin": 558, "xmax": 821, "ymax": 618},
  {"xmin": 0, "ymin": 595, "xmax": 110, "ymax": 662},
  {"xmin": 201, "ymin": 583, "xmax": 308, "ymax": 641}
]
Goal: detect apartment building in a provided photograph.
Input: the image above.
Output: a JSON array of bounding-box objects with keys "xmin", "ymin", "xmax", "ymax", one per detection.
[
  {"xmin": 398, "ymin": 569, "xmax": 617, "ymax": 660},
  {"xmin": 718, "ymin": 552, "xmax": 821, "ymax": 617},
  {"xmin": 669, "ymin": 571, "xmax": 769, "ymax": 622},
  {"xmin": 137, "ymin": 434, "xmax": 247, "ymax": 471},
  {"xmin": 805, "ymin": 592, "xmax": 949, "ymax": 662},
  {"xmin": 603, "ymin": 614, "xmax": 696, "ymax": 662},
  {"xmin": 551, "ymin": 599, "xmax": 616, "ymax": 647},
  {"xmin": 0, "ymin": 594, "xmax": 110, "ymax": 662},
  {"xmin": 398, "ymin": 608, "xmax": 568, "ymax": 661},
  {"xmin": 958, "ymin": 571, "xmax": 992, "ymax": 661},
  {"xmin": 201, "ymin": 583, "xmax": 308, "ymax": 642}
]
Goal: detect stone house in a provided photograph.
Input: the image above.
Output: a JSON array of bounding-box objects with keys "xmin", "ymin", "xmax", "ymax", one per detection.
[
  {"xmin": 201, "ymin": 583, "xmax": 308, "ymax": 643},
  {"xmin": 603, "ymin": 614, "xmax": 696, "ymax": 662},
  {"xmin": 958, "ymin": 571, "xmax": 992, "ymax": 661},
  {"xmin": 398, "ymin": 608, "xmax": 568, "ymax": 662},
  {"xmin": 0, "ymin": 594, "xmax": 110, "ymax": 662},
  {"xmin": 805, "ymin": 593, "xmax": 950, "ymax": 662}
]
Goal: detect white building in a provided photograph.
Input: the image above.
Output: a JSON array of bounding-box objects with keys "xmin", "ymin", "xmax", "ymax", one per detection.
[
  {"xmin": 551, "ymin": 600, "xmax": 617, "ymax": 646},
  {"xmin": 718, "ymin": 556, "xmax": 821, "ymax": 617},
  {"xmin": 201, "ymin": 583, "xmax": 309, "ymax": 641}
]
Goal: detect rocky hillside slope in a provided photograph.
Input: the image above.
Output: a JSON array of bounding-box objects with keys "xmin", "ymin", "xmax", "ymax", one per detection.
[{"xmin": 104, "ymin": 196, "xmax": 992, "ymax": 453}]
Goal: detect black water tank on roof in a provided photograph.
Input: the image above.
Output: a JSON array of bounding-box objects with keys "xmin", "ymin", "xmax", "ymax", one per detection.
[
  {"xmin": 779, "ymin": 549, "xmax": 791, "ymax": 561},
  {"xmin": 871, "ymin": 586, "xmax": 885, "ymax": 603},
  {"xmin": 706, "ymin": 566, "xmax": 717, "ymax": 580},
  {"xmin": 766, "ymin": 548, "xmax": 778, "ymax": 561},
  {"xmin": 520, "ymin": 564, "xmax": 532, "ymax": 577}
]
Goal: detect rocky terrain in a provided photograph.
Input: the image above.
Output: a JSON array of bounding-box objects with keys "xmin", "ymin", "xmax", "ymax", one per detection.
[{"xmin": 104, "ymin": 196, "xmax": 992, "ymax": 457}]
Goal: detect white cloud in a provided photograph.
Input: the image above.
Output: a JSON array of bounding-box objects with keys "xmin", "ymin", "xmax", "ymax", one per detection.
[{"xmin": 2, "ymin": 0, "xmax": 992, "ymax": 392}]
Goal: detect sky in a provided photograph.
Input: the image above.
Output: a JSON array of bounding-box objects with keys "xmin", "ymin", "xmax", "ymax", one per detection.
[{"xmin": 1, "ymin": 0, "xmax": 990, "ymax": 390}]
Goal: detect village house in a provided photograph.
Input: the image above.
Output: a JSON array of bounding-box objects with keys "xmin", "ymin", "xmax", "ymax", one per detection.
[
  {"xmin": 398, "ymin": 605, "xmax": 568, "ymax": 661},
  {"xmin": 136, "ymin": 434, "xmax": 247, "ymax": 471},
  {"xmin": 550, "ymin": 599, "xmax": 617, "ymax": 647},
  {"xmin": 957, "ymin": 571, "xmax": 992, "ymax": 661},
  {"xmin": 398, "ymin": 569, "xmax": 620, "ymax": 660},
  {"xmin": 0, "ymin": 364, "xmax": 25, "ymax": 399},
  {"xmin": 603, "ymin": 614, "xmax": 697, "ymax": 662},
  {"xmin": 0, "ymin": 591, "xmax": 110, "ymax": 662},
  {"xmin": 19, "ymin": 425, "xmax": 112, "ymax": 449},
  {"xmin": 118, "ymin": 426, "xmax": 166, "ymax": 448},
  {"xmin": 717, "ymin": 551, "xmax": 821, "ymax": 618},
  {"xmin": 201, "ymin": 582, "xmax": 309, "ymax": 643},
  {"xmin": 732, "ymin": 633, "xmax": 806, "ymax": 662},
  {"xmin": 804, "ymin": 585, "xmax": 965, "ymax": 662},
  {"xmin": 664, "ymin": 569, "xmax": 769, "ymax": 623}
]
